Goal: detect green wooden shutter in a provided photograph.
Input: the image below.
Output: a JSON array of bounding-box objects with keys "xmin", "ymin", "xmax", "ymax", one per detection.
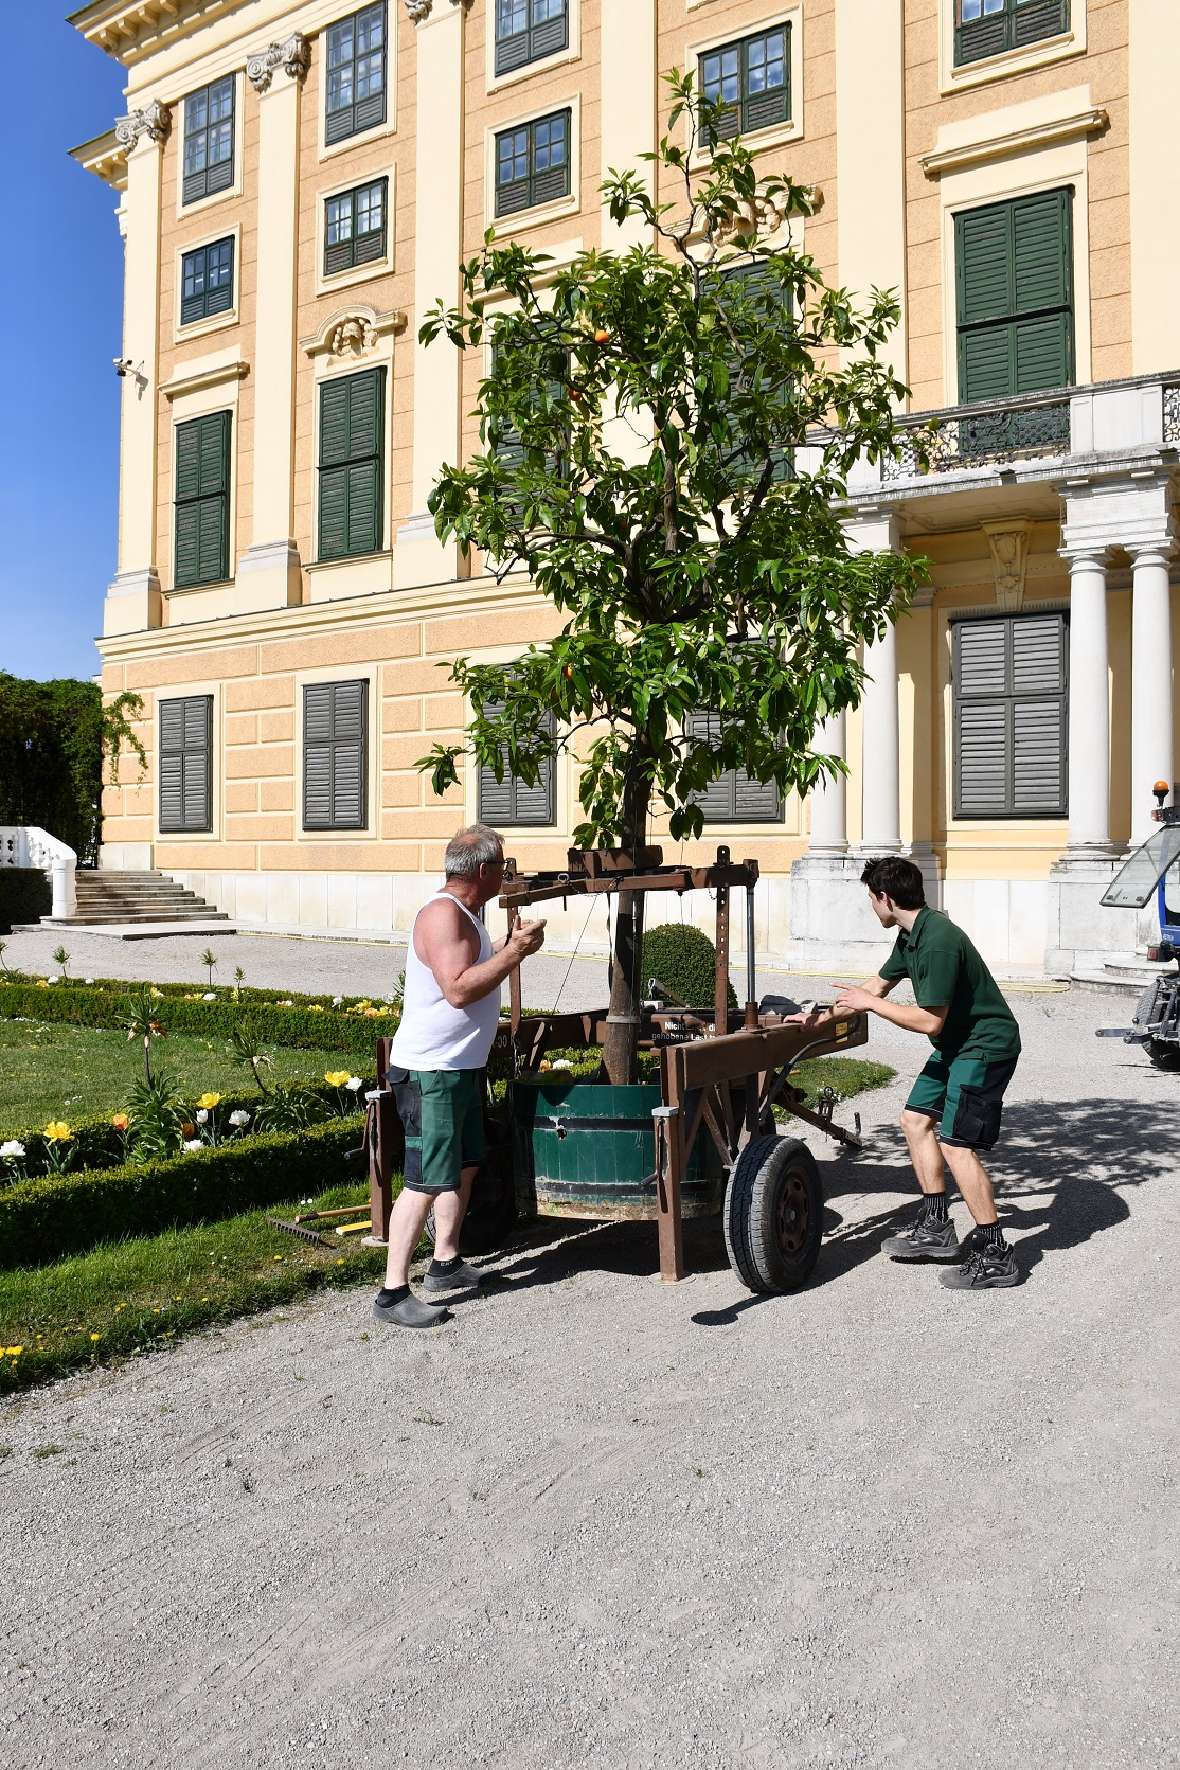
[
  {"xmin": 303, "ymin": 681, "xmax": 368, "ymax": 830},
  {"xmin": 716, "ymin": 261, "xmax": 792, "ymax": 482},
  {"xmin": 477, "ymin": 700, "xmax": 555, "ymax": 826},
  {"xmin": 742, "ymin": 27, "xmax": 790, "ymax": 134},
  {"xmin": 956, "ymin": 189, "xmax": 1073, "ymax": 409},
  {"xmin": 318, "ymin": 367, "xmax": 385, "ymax": 560},
  {"xmin": 688, "ymin": 711, "xmax": 782, "ymax": 825},
  {"xmin": 953, "ymin": 614, "xmax": 1067, "ymax": 818},
  {"xmin": 159, "ymin": 695, "xmax": 212, "ymax": 833},
  {"xmin": 174, "ymin": 412, "xmax": 229, "ymax": 588}
]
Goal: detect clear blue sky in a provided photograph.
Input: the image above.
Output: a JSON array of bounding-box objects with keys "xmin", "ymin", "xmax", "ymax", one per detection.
[{"xmin": 0, "ymin": 12, "xmax": 127, "ymax": 684}]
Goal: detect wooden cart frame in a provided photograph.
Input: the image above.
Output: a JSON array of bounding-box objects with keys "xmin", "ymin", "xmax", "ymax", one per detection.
[{"xmin": 367, "ymin": 845, "xmax": 868, "ymax": 1287}]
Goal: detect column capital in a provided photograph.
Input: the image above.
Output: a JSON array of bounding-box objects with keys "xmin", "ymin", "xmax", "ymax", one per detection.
[
  {"xmin": 247, "ymin": 33, "xmax": 311, "ymax": 95},
  {"xmin": 1060, "ymin": 545, "xmax": 1109, "ymax": 572},
  {"xmin": 115, "ymin": 100, "xmax": 171, "ymax": 152},
  {"xmin": 1128, "ymin": 537, "xmax": 1176, "ymax": 567}
]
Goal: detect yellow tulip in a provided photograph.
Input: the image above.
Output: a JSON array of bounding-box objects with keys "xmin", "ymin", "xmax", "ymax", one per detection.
[
  {"xmin": 110, "ymin": 1113, "xmax": 130, "ymax": 1131},
  {"xmin": 43, "ymin": 1121, "xmax": 72, "ymax": 1143},
  {"xmin": 4, "ymin": 1347, "xmax": 22, "ymax": 1357},
  {"xmin": 197, "ymin": 1092, "xmax": 221, "ymax": 1110},
  {"xmin": 324, "ymin": 1071, "xmax": 350, "ymax": 1087}
]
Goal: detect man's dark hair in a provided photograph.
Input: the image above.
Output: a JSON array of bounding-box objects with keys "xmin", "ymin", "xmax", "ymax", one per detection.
[{"xmin": 860, "ymin": 855, "xmax": 926, "ymax": 910}]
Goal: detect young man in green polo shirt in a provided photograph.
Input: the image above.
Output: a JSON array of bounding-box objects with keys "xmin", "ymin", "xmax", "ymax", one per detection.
[{"xmin": 831, "ymin": 856, "xmax": 1022, "ymax": 1289}]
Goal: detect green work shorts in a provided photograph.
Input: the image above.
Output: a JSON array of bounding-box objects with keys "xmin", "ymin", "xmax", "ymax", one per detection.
[
  {"xmin": 906, "ymin": 1050, "xmax": 1019, "ymax": 1151},
  {"xmin": 390, "ymin": 1067, "xmax": 486, "ymax": 1193}
]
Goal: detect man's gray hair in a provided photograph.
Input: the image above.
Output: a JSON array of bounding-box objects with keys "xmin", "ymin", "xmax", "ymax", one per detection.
[{"xmin": 444, "ymin": 823, "xmax": 504, "ymax": 878}]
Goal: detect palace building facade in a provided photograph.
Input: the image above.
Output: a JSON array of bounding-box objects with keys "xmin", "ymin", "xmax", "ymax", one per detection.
[{"xmin": 71, "ymin": 0, "xmax": 1178, "ymax": 977}]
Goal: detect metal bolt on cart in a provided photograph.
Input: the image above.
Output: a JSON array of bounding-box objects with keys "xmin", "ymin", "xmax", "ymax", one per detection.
[{"xmin": 364, "ymin": 845, "xmax": 869, "ymax": 1292}]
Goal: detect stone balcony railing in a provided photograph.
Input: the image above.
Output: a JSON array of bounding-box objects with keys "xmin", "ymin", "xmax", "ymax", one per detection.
[
  {"xmin": 847, "ymin": 370, "xmax": 1180, "ymax": 499},
  {"xmin": 0, "ymin": 827, "xmax": 77, "ymax": 919}
]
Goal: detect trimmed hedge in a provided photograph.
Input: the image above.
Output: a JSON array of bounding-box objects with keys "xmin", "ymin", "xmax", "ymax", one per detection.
[
  {"xmin": 0, "ymin": 1115, "xmax": 365, "ymax": 1271},
  {"xmin": 1, "ymin": 1077, "xmax": 371, "ymax": 1181},
  {"xmin": 0, "ymin": 868, "xmax": 50, "ymax": 935},
  {"xmin": 0, "ymin": 978, "xmax": 388, "ymax": 1055},
  {"xmin": 641, "ymin": 921, "xmax": 738, "ymax": 1013}
]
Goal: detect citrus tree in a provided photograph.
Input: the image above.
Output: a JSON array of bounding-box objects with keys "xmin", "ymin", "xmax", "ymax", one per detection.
[{"xmin": 418, "ymin": 74, "xmax": 924, "ymax": 1084}]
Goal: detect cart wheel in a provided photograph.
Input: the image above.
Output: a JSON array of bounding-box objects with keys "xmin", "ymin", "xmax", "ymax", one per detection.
[
  {"xmin": 1147, "ymin": 1038, "xmax": 1180, "ymax": 1072},
  {"xmin": 723, "ymin": 1135, "xmax": 823, "ymax": 1294}
]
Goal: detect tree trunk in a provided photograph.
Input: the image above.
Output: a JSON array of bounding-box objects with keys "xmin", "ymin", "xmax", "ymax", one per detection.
[{"xmin": 601, "ymin": 771, "xmax": 651, "ymax": 1086}]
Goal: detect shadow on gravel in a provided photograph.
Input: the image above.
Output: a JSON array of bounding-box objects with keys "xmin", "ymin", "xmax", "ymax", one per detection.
[{"xmin": 482, "ymin": 1097, "xmax": 1168, "ymax": 1306}]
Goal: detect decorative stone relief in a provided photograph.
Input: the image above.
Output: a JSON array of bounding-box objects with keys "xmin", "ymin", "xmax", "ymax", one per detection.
[
  {"xmin": 115, "ymin": 100, "xmax": 171, "ymax": 151},
  {"xmin": 982, "ymin": 519, "xmax": 1031, "ymax": 612},
  {"xmin": 328, "ymin": 316, "xmax": 379, "ymax": 357},
  {"xmin": 403, "ymin": 0, "xmax": 471, "ymax": 19},
  {"xmin": 247, "ymin": 33, "xmax": 311, "ymax": 94}
]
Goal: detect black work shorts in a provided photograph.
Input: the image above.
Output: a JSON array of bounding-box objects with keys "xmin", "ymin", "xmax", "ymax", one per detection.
[{"xmin": 906, "ymin": 1051, "xmax": 1019, "ymax": 1151}]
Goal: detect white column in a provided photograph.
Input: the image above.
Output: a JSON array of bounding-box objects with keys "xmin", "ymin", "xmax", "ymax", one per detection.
[
  {"xmin": 1064, "ymin": 550, "xmax": 1112, "ymax": 850},
  {"xmin": 105, "ymin": 102, "xmax": 170, "ymax": 637},
  {"xmin": 859, "ymin": 621, "xmax": 901, "ymax": 852},
  {"xmin": 238, "ymin": 34, "xmax": 309, "ymax": 613},
  {"xmin": 395, "ymin": 0, "xmax": 467, "ymax": 590},
  {"xmin": 1130, "ymin": 543, "xmax": 1175, "ymax": 841},
  {"xmin": 808, "ymin": 713, "xmax": 847, "ymax": 853}
]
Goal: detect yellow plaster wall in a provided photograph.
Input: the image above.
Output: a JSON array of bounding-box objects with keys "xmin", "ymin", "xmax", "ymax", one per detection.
[{"xmin": 904, "ymin": 0, "xmax": 1130, "ymax": 410}]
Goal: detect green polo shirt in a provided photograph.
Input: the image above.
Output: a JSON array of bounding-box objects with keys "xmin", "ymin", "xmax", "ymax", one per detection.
[{"xmin": 879, "ymin": 906, "xmax": 1021, "ymax": 1062}]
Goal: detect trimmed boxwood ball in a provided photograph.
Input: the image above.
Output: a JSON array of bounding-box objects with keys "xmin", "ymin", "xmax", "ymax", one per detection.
[{"xmin": 640, "ymin": 922, "xmax": 737, "ymax": 1013}]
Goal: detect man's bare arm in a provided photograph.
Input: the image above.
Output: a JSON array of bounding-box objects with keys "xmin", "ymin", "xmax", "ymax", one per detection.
[
  {"xmin": 833, "ymin": 980, "xmax": 947, "ymax": 1039},
  {"xmin": 416, "ymin": 899, "xmax": 545, "ymax": 1008}
]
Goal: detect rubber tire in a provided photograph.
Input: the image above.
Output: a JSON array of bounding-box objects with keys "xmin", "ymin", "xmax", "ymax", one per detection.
[
  {"xmin": 1147, "ymin": 1038, "xmax": 1180, "ymax": 1073},
  {"xmin": 723, "ymin": 1134, "xmax": 824, "ymax": 1295}
]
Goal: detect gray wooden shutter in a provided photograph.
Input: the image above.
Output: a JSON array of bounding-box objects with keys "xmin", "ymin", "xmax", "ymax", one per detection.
[
  {"xmin": 531, "ymin": 2, "xmax": 568, "ymax": 61},
  {"xmin": 174, "ymin": 412, "xmax": 229, "ymax": 588},
  {"xmin": 1014, "ymin": 0, "xmax": 1069, "ymax": 48},
  {"xmin": 530, "ymin": 112, "xmax": 571, "ymax": 206},
  {"xmin": 303, "ymin": 680, "xmax": 368, "ymax": 830},
  {"xmin": 477, "ymin": 700, "xmax": 555, "ymax": 826},
  {"xmin": 954, "ymin": 613, "xmax": 1068, "ymax": 818},
  {"xmin": 159, "ymin": 695, "xmax": 212, "ymax": 833},
  {"xmin": 318, "ymin": 367, "xmax": 385, "ymax": 560},
  {"xmin": 688, "ymin": 711, "xmax": 782, "ymax": 825},
  {"xmin": 956, "ymin": 0, "xmax": 1067, "ymax": 65}
]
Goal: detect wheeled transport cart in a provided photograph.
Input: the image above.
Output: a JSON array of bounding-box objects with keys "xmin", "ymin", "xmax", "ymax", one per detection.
[
  {"xmin": 366, "ymin": 846, "xmax": 869, "ymax": 1292},
  {"xmin": 1098, "ymin": 796, "xmax": 1180, "ymax": 1072}
]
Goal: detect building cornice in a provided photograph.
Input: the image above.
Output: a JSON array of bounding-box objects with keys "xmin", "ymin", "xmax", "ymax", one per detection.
[
  {"xmin": 68, "ymin": 127, "xmax": 129, "ymax": 192},
  {"xmin": 921, "ymin": 106, "xmax": 1109, "ymax": 179},
  {"xmin": 68, "ymin": 0, "xmax": 241, "ymax": 67},
  {"xmin": 160, "ymin": 357, "xmax": 250, "ymax": 401}
]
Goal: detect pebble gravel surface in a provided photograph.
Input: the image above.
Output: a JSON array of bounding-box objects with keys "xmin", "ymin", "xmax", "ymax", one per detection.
[{"xmin": 2, "ymin": 960, "xmax": 1178, "ymax": 1768}]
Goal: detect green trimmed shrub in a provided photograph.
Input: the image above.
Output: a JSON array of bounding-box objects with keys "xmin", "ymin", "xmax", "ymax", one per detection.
[
  {"xmin": 640, "ymin": 921, "xmax": 738, "ymax": 1013},
  {"xmin": 0, "ymin": 1115, "xmax": 365, "ymax": 1270},
  {"xmin": 0, "ymin": 869, "xmax": 50, "ymax": 934},
  {"xmin": 0, "ymin": 979, "xmax": 388, "ymax": 1055}
]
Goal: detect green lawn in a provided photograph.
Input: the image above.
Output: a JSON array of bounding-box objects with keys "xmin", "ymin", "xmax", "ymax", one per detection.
[{"xmin": 0, "ymin": 1019, "xmax": 359, "ymax": 1132}]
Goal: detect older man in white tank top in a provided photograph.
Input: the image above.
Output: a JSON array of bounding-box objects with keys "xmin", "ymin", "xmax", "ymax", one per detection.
[{"xmin": 373, "ymin": 823, "xmax": 546, "ymax": 1329}]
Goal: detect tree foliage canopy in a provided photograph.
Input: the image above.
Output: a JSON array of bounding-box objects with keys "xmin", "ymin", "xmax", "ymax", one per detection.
[
  {"xmin": 0, "ymin": 674, "xmax": 144, "ymax": 865},
  {"xmin": 417, "ymin": 73, "xmax": 925, "ymax": 848}
]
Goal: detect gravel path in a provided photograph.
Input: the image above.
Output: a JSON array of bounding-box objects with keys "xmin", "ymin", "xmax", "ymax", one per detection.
[{"xmin": 3, "ymin": 984, "xmax": 1178, "ymax": 1768}]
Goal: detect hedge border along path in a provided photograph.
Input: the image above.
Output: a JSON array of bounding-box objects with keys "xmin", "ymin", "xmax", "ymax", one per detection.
[
  {"xmin": 0, "ymin": 1115, "xmax": 364, "ymax": 1271},
  {"xmin": 0, "ymin": 978, "xmax": 389, "ymax": 1057}
]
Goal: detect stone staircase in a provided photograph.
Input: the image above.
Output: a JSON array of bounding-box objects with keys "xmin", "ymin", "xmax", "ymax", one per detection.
[{"xmin": 46, "ymin": 870, "xmax": 231, "ymax": 929}]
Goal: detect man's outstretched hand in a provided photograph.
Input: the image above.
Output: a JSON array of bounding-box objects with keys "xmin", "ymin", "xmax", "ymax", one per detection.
[
  {"xmin": 833, "ymin": 984, "xmax": 877, "ymax": 1015},
  {"xmin": 508, "ymin": 917, "xmax": 547, "ymax": 961}
]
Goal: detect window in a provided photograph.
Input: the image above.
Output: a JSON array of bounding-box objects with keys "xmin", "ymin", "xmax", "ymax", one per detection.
[
  {"xmin": 699, "ymin": 25, "xmax": 790, "ymax": 145},
  {"xmin": 174, "ymin": 411, "xmax": 231, "ymax": 588},
  {"xmin": 686, "ymin": 712, "xmax": 782, "ymax": 824},
  {"xmin": 303, "ymin": 681, "xmax": 368, "ymax": 831},
  {"xmin": 324, "ymin": 179, "xmax": 388, "ymax": 275},
  {"xmin": 488, "ymin": 335, "xmax": 569, "ymax": 494},
  {"xmin": 325, "ymin": 2, "xmax": 387, "ymax": 146},
  {"xmin": 953, "ymin": 613, "xmax": 1068, "ymax": 819},
  {"xmin": 955, "ymin": 0, "xmax": 1069, "ymax": 67},
  {"xmin": 182, "ymin": 76, "xmax": 235, "ymax": 206},
  {"xmin": 180, "ymin": 237, "xmax": 234, "ymax": 326},
  {"xmin": 495, "ymin": 0, "xmax": 568, "ymax": 76},
  {"xmin": 159, "ymin": 696, "xmax": 213, "ymax": 834},
  {"xmin": 955, "ymin": 188, "xmax": 1074, "ymax": 439},
  {"xmin": 494, "ymin": 109, "xmax": 571, "ymax": 216},
  {"xmin": 714, "ymin": 260, "xmax": 792, "ymax": 483},
  {"xmin": 477, "ymin": 703, "xmax": 556, "ymax": 826},
  {"xmin": 318, "ymin": 367, "xmax": 386, "ymax": 560}
]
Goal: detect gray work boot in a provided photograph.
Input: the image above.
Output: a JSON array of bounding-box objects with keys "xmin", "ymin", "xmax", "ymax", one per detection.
[
  {"xmin": 372, "ymin": 1291, "xmax": 447, "ymax": 1329},
  {"xmin": 882, "ymin": 1201, "xmax": 961, "ymax": 1262}
]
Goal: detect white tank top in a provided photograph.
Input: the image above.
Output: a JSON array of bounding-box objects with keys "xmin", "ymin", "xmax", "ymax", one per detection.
[{"xmin": 387, "ymin": 891, "xmax": 501, "ymax": 1071}]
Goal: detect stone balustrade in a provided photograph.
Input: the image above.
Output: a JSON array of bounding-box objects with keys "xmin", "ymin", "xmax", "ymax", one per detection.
[{"xmin": 0, "ymin": 827, "xmax": 78, "ymax": 920}]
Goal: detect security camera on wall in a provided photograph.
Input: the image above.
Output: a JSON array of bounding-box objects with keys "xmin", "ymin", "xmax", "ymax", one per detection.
[{"xmin": 113, "ymin": 357, "xmax": 131, "ymax": 377}]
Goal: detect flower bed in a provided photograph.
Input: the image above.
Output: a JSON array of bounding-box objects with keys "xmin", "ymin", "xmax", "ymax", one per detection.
[
  {"xmin": 0, "ymin": 977, "xmax": 394, "ymax": 1056},
  {"xmin": 0, "ymin": 1115, "xmax": 365, "ymax": 1271}
]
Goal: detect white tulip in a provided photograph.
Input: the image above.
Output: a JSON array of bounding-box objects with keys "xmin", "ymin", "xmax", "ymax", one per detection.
[
  {"xmin": 196, "ymin": 1108, "xmax": 209, "ymax": 1124},
  {"xmin": 202, "ymin": 992, "xmax": 216, "ymax": 1001},
  {"xmin": 183, "ymin": 1139, "xmax": 202, "ymax": 1152},
  {"xmin": 228, "ymin": 1109, "xmax": 251, "ymax": 1128},
  {"xmin": 0, "ymin": 1141, "xmax": 26, "ymax": 1161},
  {"xmin": 345, "ymin": 1076, "xmax": 363, "ymax": 1092}
]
